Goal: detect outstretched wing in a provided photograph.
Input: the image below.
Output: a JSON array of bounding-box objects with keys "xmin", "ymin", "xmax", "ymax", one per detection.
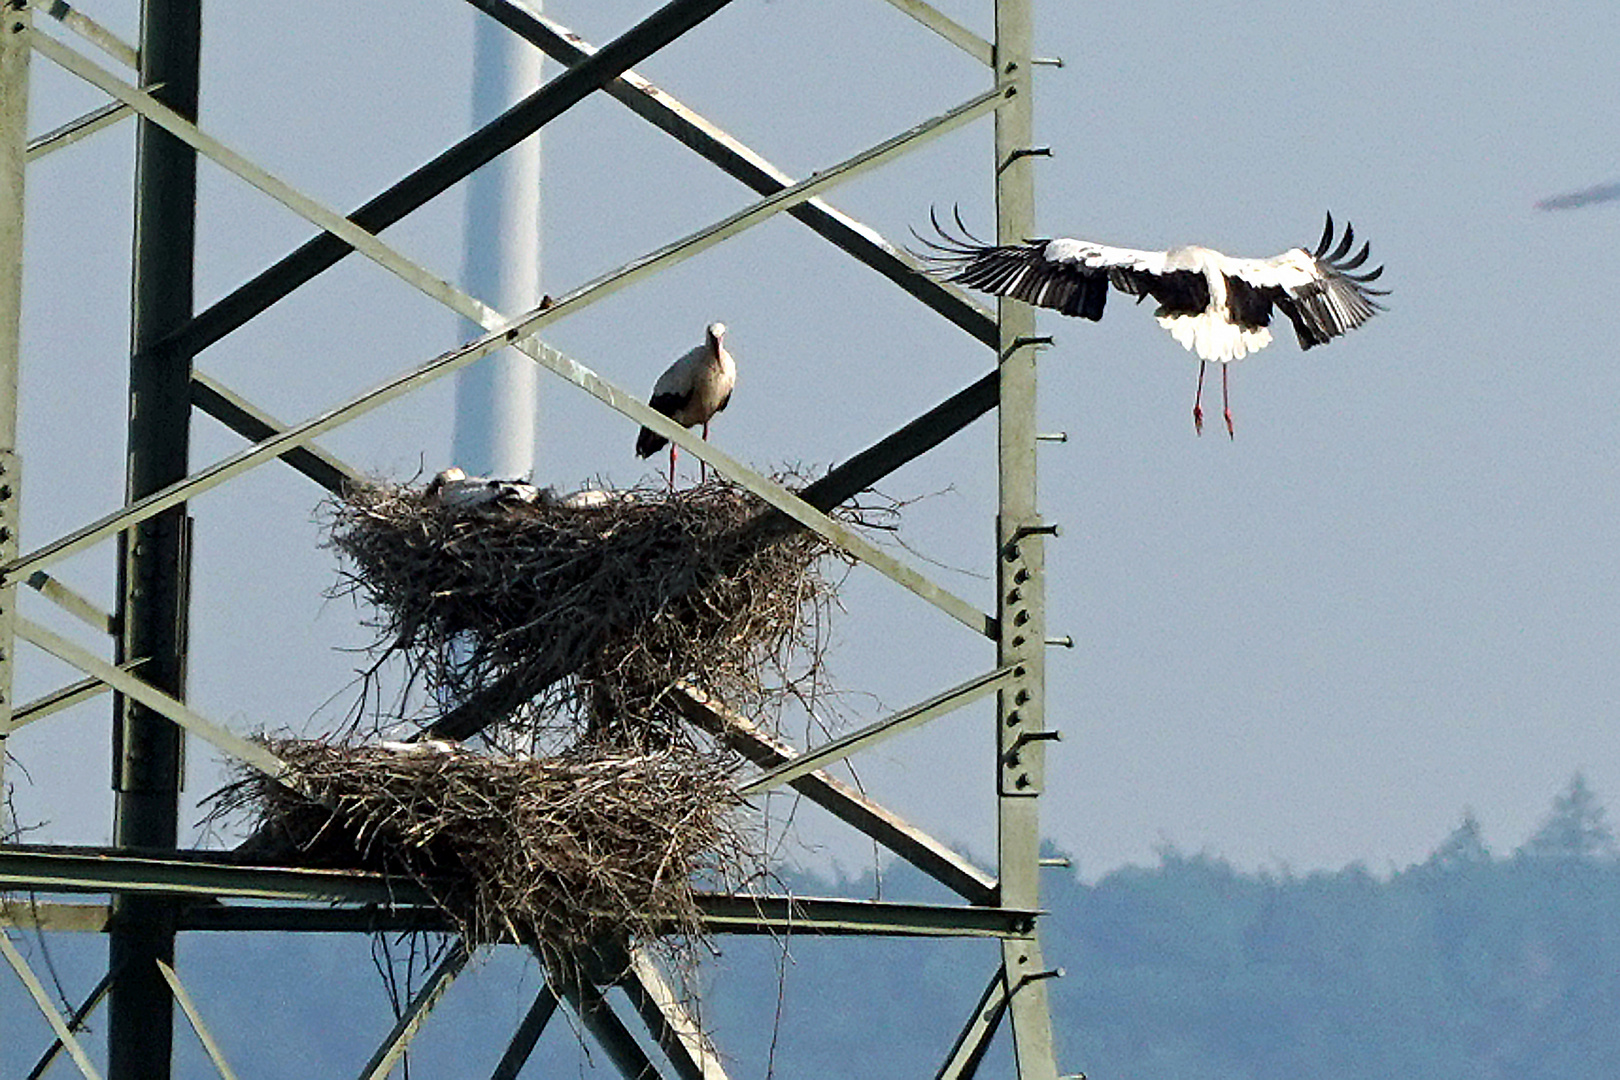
[
  {"xmin": 913, "ymin": 208, "xmax": 1187, "ymax": 321},
  {"xmin": 1226, "ymin": 213, "xmax": 1389, "ymax": 350}
]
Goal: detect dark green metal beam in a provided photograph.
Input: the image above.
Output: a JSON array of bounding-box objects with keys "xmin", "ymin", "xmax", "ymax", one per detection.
[
  {"xmin": 0, "ymin": 846, "xmax": 1036, "ymax": 937},
  {"xmin": 765, "ymin": 369, "xmax": 999, "ymax": 532},
  {"xmin": 110, "ymin": 0, "xmax": 200, "ymax": 1073},
  {"xmin": 133, "ymin": 0, "xmax": 740, "ymax": 378},
  {"xmin": 675, "ymin": 687, "xmax": 999, "ymax": 906},
  {"xmin": 177, "ymin": 897, "xmax": 1037, "ymax": 938},
  {"xmin": 190, "ymin": 370, "xmax": 362, "ymax": 495},
  {"xmin": 462, "ymin": 0, "xmax": 996, "ymax": 348},
  {"xmin": 0, "ymin": 844, "xmax": 426, "ymax": 904},
  {"xmin": 489, "ymin": 982, "xmax": 561, "ymax": 1080},
  {"xmin": 936, "ymin": 964, "xmax": 1011, "ymax": 1080},
  {"xmin": 553, "ymin": 964, "xmax": 663, "ymax": 1080},
  {"xmin": 26, "ymin": 970, "xmax": 113, "ymax": 1080},
  {"xmin": 694, "ymin": 894, "xmax": 1036, "ymax": 938}
]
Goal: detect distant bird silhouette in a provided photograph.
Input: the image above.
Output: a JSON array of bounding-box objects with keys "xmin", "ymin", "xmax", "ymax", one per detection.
[
  {"xmin": 1536, "ymin": 181, "xmax": 1620, "ymax": 211},
  {"xmin": 635, "ymin": 322, "xmax": 736, "ymax": 484},
  {"xmin": 919, "ymin": 211, "xmax": 1387, "ymax": 437}
]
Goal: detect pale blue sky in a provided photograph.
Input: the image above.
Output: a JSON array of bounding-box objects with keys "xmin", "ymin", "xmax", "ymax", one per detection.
[{"xmin": 11, "ymin": 0, "xmax": 1620, "ymax": 883}]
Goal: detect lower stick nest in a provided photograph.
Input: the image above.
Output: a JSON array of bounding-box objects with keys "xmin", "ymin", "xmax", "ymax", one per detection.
[
  {"xmin": 211, "ymin": 739, "xmax": 756, "ymax": 960},
  {"xmin": 327, "ymin": 475, "xmax": 857, "ymax": 747}
]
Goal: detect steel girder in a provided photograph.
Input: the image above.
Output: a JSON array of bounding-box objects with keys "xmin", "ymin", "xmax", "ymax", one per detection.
[{"xmin": 1, "ymin": 0, "xmax": 1071, "ymax": 1075}]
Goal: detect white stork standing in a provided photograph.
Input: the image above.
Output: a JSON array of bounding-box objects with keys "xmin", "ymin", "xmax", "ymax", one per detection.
[
  {"xmin": 635, "ymin": 322, "xmax": 737, "ymax": 485},
  {"xmin": 919, "ymin": 212, "xmax": 1388, "ymax": 437}
]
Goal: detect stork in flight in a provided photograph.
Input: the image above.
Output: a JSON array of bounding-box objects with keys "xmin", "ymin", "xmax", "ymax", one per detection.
[
  {"xmin": 635, "ymin": 322, "xmax": 736, "ymax": 485},
  {"xmin": 919, "ymin": 212, "xmax": 1388, "ymax": 436}
]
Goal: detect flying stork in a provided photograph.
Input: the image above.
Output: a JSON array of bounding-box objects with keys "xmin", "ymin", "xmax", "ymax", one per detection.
[
  {"xmin": 635, "ymin": 322, "xmax": 736, "ymax": 485},
  {"xmin": 919, "ymin": 212, "xmax": 1388, "ymax": 437}
]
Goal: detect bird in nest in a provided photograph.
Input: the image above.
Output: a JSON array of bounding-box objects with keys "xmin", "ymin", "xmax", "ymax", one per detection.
[
  {"xmin": 425, "ymin": 467, "xmax": 548, "ymax": 509},
  {"xmin": 916, "ymin": 210, "xmax": 1388, "ymax": 437}
]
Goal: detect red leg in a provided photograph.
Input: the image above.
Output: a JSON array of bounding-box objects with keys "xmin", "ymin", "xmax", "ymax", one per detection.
[
  {"xmin": 1193, "ymin": 361, "xmax": 1206, "ymax": 436},
  {"xmin": 667, "ymin": 444, "xmax": 677, "ymax": 489},
  {"xmin": 700, "ymin": 421, "xmax": 710, "ymax": 482},
  {"xmin": 1222, "ymin": 364, "xmax": 1234, "ymax": 440}
]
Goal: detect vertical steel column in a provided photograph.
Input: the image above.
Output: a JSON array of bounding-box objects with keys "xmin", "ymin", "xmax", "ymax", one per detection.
[
  {"xmin": 109, "ymin": 1, "xmax": 201, "ymax": 1076},
  {"xmin": 993, "ymin": 0, "xmax": 1059, "ymax": 1077},
  {"xmin": 0, "ymin": 1, "xmax": 29, "ymax": 826}
]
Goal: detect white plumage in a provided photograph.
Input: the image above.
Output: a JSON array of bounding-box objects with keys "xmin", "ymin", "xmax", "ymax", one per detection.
[
  {"xmin": 425, "ymin": 467, "xmax": 549, "ymax": 509},
  {"xmin": 425, "ymin": 469, "xmax": 639, "ymax": 513},
  {"xmin": 920, "ymin": 212, "xmax": 1388, "ymax": 436},
  {"xmin": 635, "ymin": 322, "xmax": 736, "ymax": 484},
  {"xmin": 556, "ymin": 487, "xmax": 637, "ymax": 510},
  {"xmin": 379, "ymin": 738, "xmax": 462, "ymax": 756}
]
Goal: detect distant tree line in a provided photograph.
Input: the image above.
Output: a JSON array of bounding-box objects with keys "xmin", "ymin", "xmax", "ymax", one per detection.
[
  {"xmin": 1049, "ymin": 772, "xmax": 1620, "ymax": 1080},
  {"xmin": 699, "ymin": 772, "xmax": 1620, "ymax": 1080},
  {"xmin": 18, "ymin": 775, "xmax": 1614, "ymax": 1077}
]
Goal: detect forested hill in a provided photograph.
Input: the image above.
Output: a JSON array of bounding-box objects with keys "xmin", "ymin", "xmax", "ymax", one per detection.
[
  {"xmin": 704, "ymin": 772, "xmax": 1620, "ymax": 1080},
  {"xmin": 1046, "ymin": 786, "xmax": 1620, "ymax": 1080}
]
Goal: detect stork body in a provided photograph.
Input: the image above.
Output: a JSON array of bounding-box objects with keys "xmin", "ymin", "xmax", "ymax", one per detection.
[
  {"xmin": 921, "ymin": 213, "xmax": 1387, "ymax": 436},
  {"xmin": 426, "ymin": 466, "xmax": 549, "ymax": 509},
  {"xmin": 635, "ymin": 322, "xmax": 736, "ymax": 485}
]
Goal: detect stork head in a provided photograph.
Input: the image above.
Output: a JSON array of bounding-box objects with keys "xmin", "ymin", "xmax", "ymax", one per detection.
[
  {"xmin": 706, "ymin": 322, "xmax": 727, "ymax": 351},
  {"xmin": 426, "ymin": 466, "xmax": 466, "ymax": 495}
]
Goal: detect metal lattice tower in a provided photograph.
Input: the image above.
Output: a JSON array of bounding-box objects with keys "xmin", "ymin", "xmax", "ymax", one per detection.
[{"xmin": 0, "ymin": 0, "xmax": 1070, "ymax": 1076}]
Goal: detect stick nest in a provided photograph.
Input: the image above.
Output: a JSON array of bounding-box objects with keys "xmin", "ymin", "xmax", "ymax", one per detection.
[
  {"xmin": 211, "ymin": 739, "xmax": 756, "ymax": 960},
  {"xmin": 327, "ymin": 476, "xmax": 856, "ymax": 747}
]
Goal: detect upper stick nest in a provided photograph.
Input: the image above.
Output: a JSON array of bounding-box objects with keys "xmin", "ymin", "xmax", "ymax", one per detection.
[{"xmin": 327, "ymin": 476, "xmax": 856, "ymax": 747}]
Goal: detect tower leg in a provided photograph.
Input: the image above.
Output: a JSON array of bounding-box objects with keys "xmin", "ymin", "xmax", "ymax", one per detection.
[
  {"xmin": 110, "ymin": 3, "xmax": 201, "ymax": 1076},
  {"xmin": 994, "ymin": 0, "xmax": 1061, "ymax": 1076},
  {"xmin": 0, "ymin": 0, "xmax": 31, "ymax": 822}
]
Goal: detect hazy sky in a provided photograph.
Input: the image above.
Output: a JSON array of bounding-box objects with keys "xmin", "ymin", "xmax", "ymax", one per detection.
[{"xmin": 11, "ymin": 0, "xmax": 1620, "ymax": 890}]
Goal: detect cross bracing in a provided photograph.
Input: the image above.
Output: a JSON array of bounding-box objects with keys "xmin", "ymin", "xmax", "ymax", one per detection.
[{"xmin": 0, "ymin": 0, "xmax": 1068, "ymax": 1076}]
